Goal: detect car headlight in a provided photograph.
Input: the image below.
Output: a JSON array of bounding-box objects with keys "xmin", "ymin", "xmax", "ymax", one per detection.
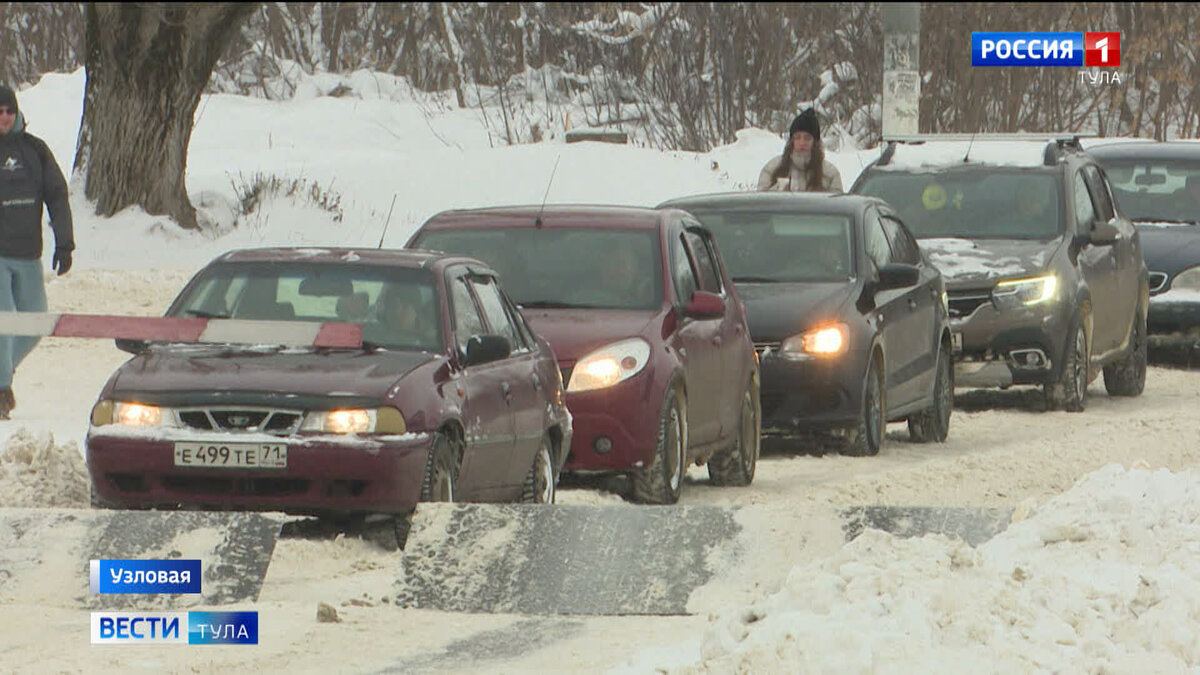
[
  {"xmin": 91, "ymin": 401, "xmax": 168, "ymax": 427},
  {"xmin": 567, "ymin": 338, "xmax": 651, "ymax": 392},
  {"xmin": 1171, "ymin": 266, "xmax": 1200, "ymax": 292},
  {"xmin": 781, "ymin": 322, "xmax": 849, "ymax": 358},
  {"xmin": 992, "ymin": 275, "xmax": 1058, "ymax": 310},
  {"xmin": 300, "ymin": 407, "xmax": 407, "ymax": 434}
]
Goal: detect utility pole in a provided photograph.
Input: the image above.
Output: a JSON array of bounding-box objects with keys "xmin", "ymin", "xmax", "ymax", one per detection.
[{"xmin": 882, "ymin": 3, "xmax": 921, "ymax": 138}]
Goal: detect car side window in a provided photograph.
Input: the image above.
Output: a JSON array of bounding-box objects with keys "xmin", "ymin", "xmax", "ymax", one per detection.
[
  {"xmin": 671, "ymin": 233, "xmax": 700, "ymax": 303},
  {"xmin": 863, "ymin": 209, "xmax": 893, "ymax": 270},
  {"xmin": 880, "ymin": 216, "xmax": 921, "ymax": 265},
  {"xmin": 683, "ymin": 230, "xmax": 722, "ymax": 294},
  {"xmin": 1073, "ymin": 171, "xmax": 1098, "ymax": 233},
  {"xmin": 449, "ymin": 276, "xmax": 486, "ymax": 357},
  {"xmin": 470, "ymin": 276, "xmax": 523, "ymax": 352},
  {"xmin": 1084, "ymin": 165, "xmax": 1116, "ymax": 222}
]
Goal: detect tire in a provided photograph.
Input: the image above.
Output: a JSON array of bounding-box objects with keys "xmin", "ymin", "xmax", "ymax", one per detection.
[
  {"xmin": 842, "ymin": 356, "xmax": 885, "ymax": 457},
  {"xmin": 1044, "ymin": 317, "xmax": 1088, "ymax": 413},
  {"xmin": 908, "ymin": 340, "xmax": 953, "ymax": 443},
  {"xmin": 1103, "ymin": 303, "xmax": 1147, "ymax": 397},
  {"xmin": 519, "ymin": 434, "xmax": 557, "ymax": 504},
  {"xmin": 708, "ymin": 384, "xmax": 759, "ymax": 487},
  {"xmin": 630, "ymin": 387, "xmax": 686, "ymax": 504},
  {"xmin": 420, "ymin": 432, "xmax": 461, "ymax": 502}
]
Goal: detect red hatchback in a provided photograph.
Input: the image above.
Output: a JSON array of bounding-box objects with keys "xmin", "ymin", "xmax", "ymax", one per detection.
[
  {"xmin": 409, "ymin": 206, "xmax": 761, "ymax": 503},
  {"xmin": 86, "ymin": 248, "xmax": 572, "ymax": 517}
]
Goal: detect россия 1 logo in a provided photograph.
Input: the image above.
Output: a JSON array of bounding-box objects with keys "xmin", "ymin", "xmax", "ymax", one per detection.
[{"xmin": 973, "ymin": 32, "xmax": 1120, "ymax": 67}]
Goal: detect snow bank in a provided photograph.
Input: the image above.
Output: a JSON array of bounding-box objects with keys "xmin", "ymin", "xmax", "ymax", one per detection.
[
  {"xmin": 0, "ymin": 429, "xmax": 89, "ymax": 508},
  {"xmin": 656, "ymin": 463, "xmax": 1200, "ymax": 674}
]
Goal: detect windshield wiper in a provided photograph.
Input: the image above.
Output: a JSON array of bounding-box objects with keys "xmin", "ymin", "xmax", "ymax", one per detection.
[
  {"xmin": 183, "ymin": 309, "xmax": 231, "ymax": 319},
  {"xmin": 518, "ymin": 300, "xmax": 587, "ymax": 309},
  {"xmin": 732, "ymin": 276, "xmax": 783, "ymax": 283},
  {"xmin": 1132, "ymin": 217, "xmax": 1199, "ymax": 225}
]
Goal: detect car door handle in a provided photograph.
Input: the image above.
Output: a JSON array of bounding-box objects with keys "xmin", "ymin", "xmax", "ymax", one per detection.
[
  {"xmin": 908, "ymin": 298, "xmax": 919, "ymax": 310},
  {"xmin": 532, "ymin": 373, "xmax": 541, "ymax": 390},
  {"xmin": 712, "ymin": 336, "xmax": 723, "ymax": 346},
  {"xmin": 501, "ymin": 382, "xmax": 511, "ymax": 399}
]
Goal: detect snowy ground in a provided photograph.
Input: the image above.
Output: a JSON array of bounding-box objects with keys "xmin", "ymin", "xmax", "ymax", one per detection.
[{"xmin": 3, "ymin": 69, "xmax": 1200, "ymax": 673}]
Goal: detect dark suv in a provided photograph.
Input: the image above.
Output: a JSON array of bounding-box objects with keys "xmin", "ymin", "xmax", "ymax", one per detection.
[{"xmin": 852, "ymin": 135, "xmax": 1149, "ymax": 411}]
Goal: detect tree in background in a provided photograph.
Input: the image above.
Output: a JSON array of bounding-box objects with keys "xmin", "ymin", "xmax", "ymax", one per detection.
[{"xmin": 73, "ymin": 3, "xmax": 257, "ymax": 230}]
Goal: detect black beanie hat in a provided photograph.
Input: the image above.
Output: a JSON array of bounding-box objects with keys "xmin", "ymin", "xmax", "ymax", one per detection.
[
  {"xmin": 0, "ymin": 86, "xmax": 16, "ymax": 114},
  {"xmin": 789, "ymin": 108, "xmax": 819, "ymax": 139}
]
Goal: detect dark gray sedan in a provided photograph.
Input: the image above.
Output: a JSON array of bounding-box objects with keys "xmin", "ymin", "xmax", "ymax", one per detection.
[
  {"xmin": 659, "ymin": 192, "xmax": 953, "ymax": 457},
  {"xmin": 1090, "ymin": 141, "xmax": 1200, "ymax": 361}
]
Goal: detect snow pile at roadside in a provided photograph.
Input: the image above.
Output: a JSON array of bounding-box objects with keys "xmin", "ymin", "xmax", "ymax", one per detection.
[
  {"xmin": 0, "ymin": 429, "xmax": 90, "ymax": 508},
  {"xmin": 658, "ymin": 463, "xmax": 1200, "ymax": 674}
]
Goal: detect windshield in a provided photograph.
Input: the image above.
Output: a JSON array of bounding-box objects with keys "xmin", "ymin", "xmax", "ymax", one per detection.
[
  {"xmin": 412, "ymin": 227, "xmax": 662, "ymax": 310},
  {"xmin": 856, "ymin": 170, "xmax": 1063, "ymax": 239},
  {"xmin": 170, "ymin": 262, "xmax": 443, "ymax": 352},
  {"xmin": 682, "ymin": 210, "xmax": 853, "ymax": 282},
  {"xmin": 1097, "ymin": 159, "xmax": 1200, "ymax": 223}
]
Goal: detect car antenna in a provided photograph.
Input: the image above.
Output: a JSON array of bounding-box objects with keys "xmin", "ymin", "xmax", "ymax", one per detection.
[
  {"xmin": 377, "ymin": 193, "xmax": 398, "ymax": 249},
  {"xmin": 963, "ymin": 131, "xmax": 978, "ymax": 163},
  {"xmin": 535, "ymin": 155, "xmax": 562, "ymax": 228}
]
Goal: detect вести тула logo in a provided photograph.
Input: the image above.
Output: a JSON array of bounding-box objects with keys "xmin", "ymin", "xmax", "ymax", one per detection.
[{"xmin": 973, "ymin": 32, "xmax": 1120, "ymax": 67}]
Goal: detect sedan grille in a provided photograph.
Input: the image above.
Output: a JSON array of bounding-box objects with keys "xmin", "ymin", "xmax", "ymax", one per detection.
[
  {"xmin": 176, "ymin": 408, "xmax": 303, "ymax": 435},
  {"xmin": 1149, "ymin": 271, "xmax": 1168, "ymax": 293},
  {"xmin": 947, "ymin": 291, "xmax": 992, "ymax": 319},
  {"xmin": 754, "ymin": 342, "xmax": 781, "ymax": 358}
]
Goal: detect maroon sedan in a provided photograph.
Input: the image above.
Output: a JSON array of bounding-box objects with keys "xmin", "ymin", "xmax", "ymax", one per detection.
[
  {"xmin": 408, "ymin": 206, "xmax": 760, "ymax": 504},
  {"xmin": 86, "ymin": 248, "xmax": 572, "ymax": 517}
]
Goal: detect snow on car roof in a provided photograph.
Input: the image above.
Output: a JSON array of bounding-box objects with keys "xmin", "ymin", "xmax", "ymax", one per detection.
[{"xmin": 875, "ymin": 140, "xmax": 1060, "ymax": 170}]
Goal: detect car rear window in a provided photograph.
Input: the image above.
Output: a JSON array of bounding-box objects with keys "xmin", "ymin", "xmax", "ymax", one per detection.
[
  {"xmin": 1095, "ymin": 158, "xmax": 1200, "ymax": 223},
  {"xmin": 855, "ymin": 169, "xmax": 1063, "ymax": 240},
  {"xmin": 682, "ymin": 210, "xmax": 853, "ymax": 283},
  {"xmin": 411, "ymin": 227, "xmax": 663, "ymax": 310},
  {"xmin": 170, "ymin": 263, "xmax": 443, "ymax": 351}
]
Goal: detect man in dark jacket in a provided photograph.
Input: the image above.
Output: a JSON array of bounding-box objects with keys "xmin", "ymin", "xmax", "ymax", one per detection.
[{"xmin": 0, "ymin": 85, "xmax": 74, "ymax": 419}]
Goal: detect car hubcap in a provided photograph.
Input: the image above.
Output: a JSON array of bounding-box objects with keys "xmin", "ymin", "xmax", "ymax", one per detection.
[
  {"xmin": 937, "ymin": 354, "xmax": 952, "ymax": 425},
  {"xmin": 741, "ymin": 395, "xmax": 757, "ymax": 473},
  {"xmin": 1073, "ymin": 328, "xmax": 1087, "ymax": 394},
  {"xmin": 536, "ymin": 445, "xmax": 554, "ymax": 503},
  {"xmin": 668, "ymin": 406, "xmax": 683, "ymax": 492},
  {"xmin": 868, "ymin": 369, "xmax": 883, "ymax": 447}
]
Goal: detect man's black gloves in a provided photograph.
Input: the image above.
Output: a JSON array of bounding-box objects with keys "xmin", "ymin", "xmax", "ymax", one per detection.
[{"xmin": 52, "ymin": 248, "xmax": 72, "ymax": 276}]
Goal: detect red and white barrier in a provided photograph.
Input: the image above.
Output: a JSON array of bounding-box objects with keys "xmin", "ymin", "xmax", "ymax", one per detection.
[{"xmin": 0, "ymin": 312, "xmax": 363, "ymax": 349}]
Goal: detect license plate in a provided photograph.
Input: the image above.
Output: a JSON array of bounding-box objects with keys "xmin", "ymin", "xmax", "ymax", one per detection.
[
  {"xmin": 951, "ymin": 332, "xmax": 963, "ymax": 353},
  {"xmin": 173, "ymin": 443, "xmax": 287, "ymax": 468}
]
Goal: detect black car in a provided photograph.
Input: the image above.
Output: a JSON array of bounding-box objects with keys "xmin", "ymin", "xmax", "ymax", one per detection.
[
  {"xmin": 1088, "ymin": 141, "xmax": 1200, "ymax": 359},
  {"xmin": 852, "ymin": 136, "xmax": 1149, "ymax": 412},
  {"xmin": 659, "ymin": 192, "xmax": 953, "ymax": 456}
]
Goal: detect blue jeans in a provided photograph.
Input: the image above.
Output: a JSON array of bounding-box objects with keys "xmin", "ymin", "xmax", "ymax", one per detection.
[{"xmin": 0, "ymin": 256, "xmax": 48, "ymax": 388}]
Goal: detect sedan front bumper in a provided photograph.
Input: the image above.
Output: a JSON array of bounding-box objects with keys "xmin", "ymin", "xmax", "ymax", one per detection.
[{"xmin": 86, "ymin": 429, "xmax": 432, "ymax": 516}]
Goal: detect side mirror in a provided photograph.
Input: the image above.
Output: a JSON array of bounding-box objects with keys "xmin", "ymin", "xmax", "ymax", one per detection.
[
  {"xmin": 115, "ymin": 338, "xmax": 148, "ymax": 355},
  {"xmin": 875, "ymin": 263, "xmax": 920, "ymax": 291},
  {"xmin": 462, "ymin": 334, "xmax": 511, "ymax": 367},
  {"xmin": 1090, "ymin": 221, "xmax": 1120, "ymax": 246},
  {"xmin": 684, "ymin": 291, "xmax": 725, "ymax": 319}
]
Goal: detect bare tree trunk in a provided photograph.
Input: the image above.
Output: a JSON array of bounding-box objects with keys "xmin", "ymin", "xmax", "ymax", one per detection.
[{"xmin": 75, "ymin": 3, "xmax": 257, "ymax": 230}]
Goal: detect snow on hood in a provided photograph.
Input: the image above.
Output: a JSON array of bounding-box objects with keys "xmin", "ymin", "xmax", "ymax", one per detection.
[
  {"xmin": 921, "ymin": 237, "xmax": 1055, "ymax": 284},
  {"xmin": 651, "ymin": 463, "xmax": 1200, "ymax": 673}
]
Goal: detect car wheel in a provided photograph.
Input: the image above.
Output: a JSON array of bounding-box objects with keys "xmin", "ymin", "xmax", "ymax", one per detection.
[
  {"xmin": 1103, "ymin": 303, "xmax": 1147, "ymax": 397},
  {"xmin": 519, "ymin": 434, "xmax": 557, "ymax": 504},
  {"xmin": 1044, "ymin": 318, "xmax": 1088, "ymax": 413},
  {"xmin": 908, "ymin": 339, "xmax": 953, "ymax": 443},
  {"xmin": 708, "ymin": 384, "xmax": 760, "ymax": 487},
  {"xmin": 420, "ymin": 432, "xmax": 461, "ymax": 502},
  {"xmin": 630, "ymin": 387, "xmax": 686, "ymax": 504},
  {"xmin": 842, "ymin": 355, "xmax": 885, "ymax": 457}
]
